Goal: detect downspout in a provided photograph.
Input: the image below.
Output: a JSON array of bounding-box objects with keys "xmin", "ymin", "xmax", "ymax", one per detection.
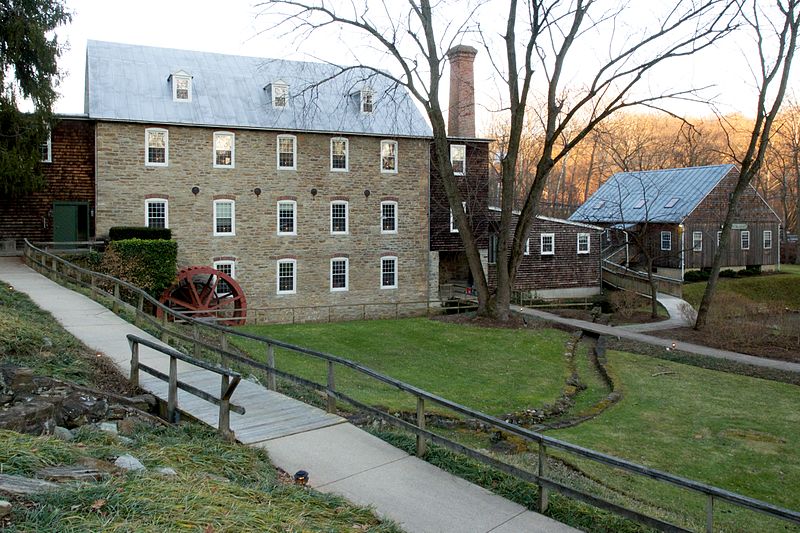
[
  {"xmin": 679, "ymin": 223, "xmax": 685, "ymax": 281},
  {"xmin": 778, "ymin": 224, "xmax": 782, "ymax": 272},
  {"xmin": 624, "ymin": 230, "xmax": 630, "ymax": 268}
]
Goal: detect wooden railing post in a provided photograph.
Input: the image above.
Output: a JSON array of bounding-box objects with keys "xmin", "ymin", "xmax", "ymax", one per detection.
[
  {"xmin": 326, "ymin": 361, "xmax": 336, "ymax": 413},
  {"xmin": 129, "ymin": 339, "xmax": 139, "ymax": 388},
  {"xmin": 112, "ymin": 282, "xmax": 120, "ymax": 313},
  {"xmin": 538, "ymin": 442, "xmax": 549, "ymax": 513},
  {"xmin": 220, "ymin": 334, "xmax": 229, "ymax": 367},
  {"xmin": 160, "ymin": 311, "xmax": 169, "ymax": 342},
  {"xmin": 416, "ymin": 396, "xmax": 426, "ymax": 457},
  {"xmin": 193, "ymin": 323, "xmax": 201, "ymax": 359},
  {"xmin": 219, "ymin": 373, "xmax": 232, "ymax": 440},
  {"xmin": 266, "ymin": 344, "xmax": 276, "ymax": 391},
  {"xmin": 168, "ymin": 355, "xmax": 178, "ymax": 423},
  {"xmin": 137, "ymin": 293, "xmax": 144, "ymax": 315},
  {"xmin": 706, "ymin": 495, "xmax": 714, "ymax": 533},
  {"xmin": 90, "ymin": 274, "xmax": 97, "ymax": 299}
]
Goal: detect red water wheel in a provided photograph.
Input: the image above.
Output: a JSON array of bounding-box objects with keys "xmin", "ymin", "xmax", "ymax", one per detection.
[{"xmin": 157, "ymin": 266, "xmax": 247, "ymax": 326}]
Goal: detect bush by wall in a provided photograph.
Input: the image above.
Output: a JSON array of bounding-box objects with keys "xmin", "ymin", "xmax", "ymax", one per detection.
[
  {"xmin": 108, "ymin": 226, "xmax": 172, "ymax": 241},
  {"xmin": 100, "ymin": 239, "xmax": 177, "ymax": 295}
]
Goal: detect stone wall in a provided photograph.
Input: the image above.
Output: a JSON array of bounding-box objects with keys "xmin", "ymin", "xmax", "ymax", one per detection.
[{"xmin": 95, "ymin": 122, "xmax": 431, "ymax": 311}]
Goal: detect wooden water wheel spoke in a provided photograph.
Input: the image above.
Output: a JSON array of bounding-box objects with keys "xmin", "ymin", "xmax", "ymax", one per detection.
[{"xmin": 158, "ymin": 266, "xmax": 248, "ymax": 326}]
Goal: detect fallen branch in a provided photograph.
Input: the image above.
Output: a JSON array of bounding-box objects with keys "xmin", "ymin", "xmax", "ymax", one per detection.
[{"xmin": 651, "ymin": 371, "xmax": 677, "ymax": 377}]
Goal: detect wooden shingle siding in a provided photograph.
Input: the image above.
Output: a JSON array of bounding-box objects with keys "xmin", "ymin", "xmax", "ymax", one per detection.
[{"xmin": 0, "ymin": 118, "xmax": 95, "ymax": 247}]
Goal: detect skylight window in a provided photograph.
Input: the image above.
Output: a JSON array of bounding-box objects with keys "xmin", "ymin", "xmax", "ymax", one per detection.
[
  {"xmin": 633, "ymin": 199, "xmax": 646, "ymax": 209},
  {"xmin": 593, "ymin": 200, "xmax": 606, "ymax": 210},
  {"xmin": 664, "ymin": 197, "xmax": 679, "ymax": 208}
]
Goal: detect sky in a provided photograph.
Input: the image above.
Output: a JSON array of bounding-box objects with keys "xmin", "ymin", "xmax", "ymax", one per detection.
[{"xmin": 53, "ymin": 0, "xmax": 799, "ymax": 134}]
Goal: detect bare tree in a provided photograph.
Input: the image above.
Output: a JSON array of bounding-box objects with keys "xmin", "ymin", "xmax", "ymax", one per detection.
[
  {"xmin": 695, "ymin": 0, "xmax": 800, "ymax": 329},
  {"xmin": 258, "ymin": 0, "xmax": 737, "ymax": 319}
]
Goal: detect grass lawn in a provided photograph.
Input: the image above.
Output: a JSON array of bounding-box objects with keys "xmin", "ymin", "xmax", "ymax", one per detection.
[
  {"xmin": 552, "ymin": 350, "xmax": 800, "ymax": 530},
  {"xmin": 236, "ymin": 318, "xmax": 572, "ymax": 415},
  {"xmin": 682, "ymin": 268, "xmax": 800, "ymax": 308}
]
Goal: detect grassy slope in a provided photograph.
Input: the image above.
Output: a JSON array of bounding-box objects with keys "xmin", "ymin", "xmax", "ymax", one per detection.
[
  {"xmin": 552, "ymin": 351, "xmax": 800, "ymax": 524},
  {"xmin": 237, "ymin": 318, "xmax": 571, "ymax": 415},
  {"xmin": 0, "ymin": 285, "xmax": 399, "ymax": 532},
  {"xmin": 682, "ymin": 269, "xmax": 800, "ymax": 308}
]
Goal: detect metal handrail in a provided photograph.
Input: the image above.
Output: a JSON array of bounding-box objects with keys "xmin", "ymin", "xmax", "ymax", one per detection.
[{"xmin": 23, "ymin": 239, "xmax": 799, "ymax": 531}]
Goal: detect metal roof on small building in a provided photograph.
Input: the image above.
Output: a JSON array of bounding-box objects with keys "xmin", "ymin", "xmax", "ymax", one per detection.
[
  {"xmin": 85, "ymin": 41, "xmax": 432, "ymax": 138},
  {"xmin": 569, "ymin": 164, "xmax": 736, "ymax": 224}
]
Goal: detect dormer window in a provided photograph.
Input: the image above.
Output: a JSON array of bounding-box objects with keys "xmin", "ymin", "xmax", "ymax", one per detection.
[
  {"xmin": 272, "ymin": 82, "xmax": 289, "ymax": 108},
  {"xmin": 360, "ymin": 87, "xmax": 374, "ymax": 113},
  {"xmin": 170, "ymin": 70, "xmax": 192, "ymax": 102}
]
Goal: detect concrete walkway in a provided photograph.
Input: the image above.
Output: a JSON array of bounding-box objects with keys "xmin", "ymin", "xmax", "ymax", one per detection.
[
  {"xmin": 618, "ymin": 292, "xmax": 694, "ymax": 333},
  {"xmin": 513, "ymin": 304, "xmax": 800, "ymax": 374},
  {"xmin": 0, "ymin": 257, "xmax": 576, "ymax": 533}
]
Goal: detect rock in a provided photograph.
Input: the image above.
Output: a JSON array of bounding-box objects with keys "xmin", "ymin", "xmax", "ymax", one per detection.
[
  {"xmin": 99, "ymin": 422, "xmax": 118, "ymax": 435},
  {"xmin": 114, "ymin": 454, "xmax": 145, "ymax": 471},
  {"xmin": 117, "ymin": 436, "xmax": 134, "ymax": 446},
  {"xmin": 0, "ymin": 474, "xmax": 60, "ymax": 496},
  {"xmin": 37, "ymin": 466, "xmax": 109, "ymax": 482},
  {"xmin": 78, "ymin": 457, "xmax": 121, "ymax": 474},
  {"xmin": 156, "ymin": 467, "xmax": 177, "ymax": 477},
  {"xmin": 53, "ymin": 426, "xmax": 74, "ymax": 441},
  {"xmin": 126, "ymin": 394, "xmax": 158, "ymax": 412},
  {"xmin": 0, "ymin": 500, "xmax": 10, "ymax": 519},
  {"xmin": 0, "ymin": 400, "xmax": 57, "ymax": 435},
  {"xmin": 60, "ymin": 392, "xmax": 108, "ymax": 428},
  {"xmin": 0, "ymin": 366, "xmax": 35, "ymax": 397}
]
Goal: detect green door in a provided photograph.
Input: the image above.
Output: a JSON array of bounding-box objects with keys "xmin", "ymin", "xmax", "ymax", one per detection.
[{"xmin": 52, "ymin": 202, "xmax": 89, "ymax": 243}]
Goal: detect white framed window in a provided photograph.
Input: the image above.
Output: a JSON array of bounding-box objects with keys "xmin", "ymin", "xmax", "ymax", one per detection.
[
  {"xmin": 277, "ymin": 135, "xmax": 296, "ymax": 170},
  {"xmin": 40, "ymin": 132, "xmax": 52, "ymax": 163},
  {"xmin": 450, "ymin": 201, "xmax": 467, "ymax": 233},
  {"xmin": 381, "ymin": 256, "xmax": 398, "ymax": 289},
  {"xmin": 145, "ymin": 128, "xmax": 168, "ymax": 166},
  {"xmin": 763, "ymin": 230, "xmax": 773, "ymax": 250},
  {"xmin": 540, "ymin": 233, "xmax": 555, "ymax": 255},
  {"xmin": 577, "ymin": 233, "xmax": 590, "ymax": 254},
  {"xmin": 272, "ymin": 82, "xmax": 289, "ymax": 108},
  {"xmin": 661, "ymin": 231, "xmax": 672, "ymax": 251},
  {"xmin": 145, "ymin": 198, "xmax": 168, "ymax": 228},
  {"xmin": 213, "ymin": 132, "xmax": 235, "ymax": 168},
  {"xmin": 212, "ymin": 260, "xmax": 235, "ymax": 296},
  {"xmin": 381, "ymin": 140, "xmax": 398, "ymax": 173},
  {"xmin": 277, "ymin": 200, "xmax": 297, "ymax": 236},
  {"xmin": 450, "ymin": 144, "xmax": 466, "ymax": 176},
  {"xmin": 331, "ymin": 137, "xmax": 349, "ymax": 171},
  {"xmin": 331, "ymin": 201, "xmax": 349, "ymax": 234},
  {"xmin": 692, "ymin": 231, "xmax": 703, "ymax": 252},
  {"xmin": 330, "ymin": 257, "xmax": 349, "ymax": 291},
  {"xmin": 633, "ymin": 199, "xmax": 646, "ymax": 209},
  {"xmin": 213, "ymin": 199, "xmax": 235, "ymax": 236},
  {"xmin": 381, "ymin": 201, "xmax": 397, "ymax": 234},
  {"xmin": 488, "ymin": 234, "xmax": 498, "ymax": 264},
  {"xmin": 277, "ymin": 259, "xmax": 296, "ymax": 294},
  {"xmin": 525, "ymin": 238, "xmax": 530, "ymax": 255},
  {"xmin": 172, "ymin": 72, "xmax": 192, "ymax": 102},
  {"xmin": 717, "ymin": 231, "xmax": 722, "ymax": 247},
  {"xmin": 361, "ymin": 87, "xmax": 374, "ymax": 113},
  {"xmin": 741, "ymin": 230, "xmax": 750, "ymax": 250}
]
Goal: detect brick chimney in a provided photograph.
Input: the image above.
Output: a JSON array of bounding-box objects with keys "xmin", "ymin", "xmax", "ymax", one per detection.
[{"xmin": 446, "ymin": 45, "xmax": 478, "ymax": 138}]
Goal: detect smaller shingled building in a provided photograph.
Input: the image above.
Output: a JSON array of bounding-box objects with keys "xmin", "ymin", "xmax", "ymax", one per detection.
[{"xmin": 569, "ymin": 164, "xmax": 782, "ymax": 278}]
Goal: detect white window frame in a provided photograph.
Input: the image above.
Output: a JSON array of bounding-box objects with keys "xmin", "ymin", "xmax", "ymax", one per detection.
[
  {"xmin": 213, "ymin": 131, "xmax": 235, "ymax": 168},
  {"xmin": 330, "ymin": 137, "xmax": 349, "ymax": 172},
  {"xmin": 360, "ymin": 87, "xmax": 374, "ymax": 113},
  {"xmin": 276, "ymin": 259, "xmax": 297, "ymax": 295},
  {"xmin": 488, "ymin": 234, "xmax": 498, "ymax": 264},
  {"xmin": 145, "ymin": 128, "xmax": 168, "ymax": 167},
  {"xmin": 577, "ymin": 233, "xmax": 590, "ymax": 254},
  {"xmin": 380, "ymin": 140, "xmax": 398, "ymax": 173},
  {"xmin": 741, "ymin": 230, "xmax": 750, "ymax": 250},
  {"xmin": 144, "ymin": 198, "xmax": 169, "ymax": 229},
  {"xmin": 330, "ymin": 257, "xmax": 349, "ymax": 292},
  {"xmin": 213, "ymin": 199, "xmax": 235, "ymax": 236},
  {"xmin": 381, "ymin": 256, "xmax": 398, "ymax": 289},
  {"xmin": 40, "ymin": 132, "xmax": 52, "ymax": 163},
  {"xmin": 763, "ymin": 230, "xmax": 773, "ymax": 250},
  {"xmin": 540, "ymin": 233, "xmax": 555, "ymax": 255},
  {"xmin": 212, "ymin": 260, "xmax": 235, "ymax": 296},
  {"xmin": 661, "ymin": 231, "xmax": 672, "ymax": 251},
  {"xmin": 450, "ymin": 201, "xmax": 467, "ymax": 233},
  {"xmin": 450, "ymin": 144, "xmax": 466, "ymax": 176},
  {"xmin": 272, "ymin": 82, "xmax": 289, "ymax": 108},
  {"xmin": 717, "ymin": 231, "xmax": 722, "ymax": 247},
  {"xmin": 330, "ymin": 201, "xmax": 349, "ymax": 235},
  {"xmin": 381, "ymin": 201, "xmax": 398, "ymax": 234},
  {"xmin": 172, "ymin": 73, "xmax": 192, "ymax": 102},
  {"xmin": 277, "ymin": 200, "xmax": 297, "ymax": 236},
  {"xmin": 277, "ymin": 134, "xmax": 297, "ymax": 170},
  {"xmin": 692, "ymin": 231, "xmax": 703, "ymax": 252},
  {"xmin": 524, "ymin": 238, "xmax": 530, "ymax": 256}
]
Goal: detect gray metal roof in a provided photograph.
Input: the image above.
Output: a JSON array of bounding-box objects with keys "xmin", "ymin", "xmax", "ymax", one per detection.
[
  {"xmin": 85, "ymin": 41, "xmax": 432, "ymax": 138},
  {"xmin": 569, "ymin": 164, "xmax": 736, "ymax": 224}
]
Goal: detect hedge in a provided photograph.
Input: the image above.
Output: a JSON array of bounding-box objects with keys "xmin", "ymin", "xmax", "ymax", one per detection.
[
  {"xmin": 100, "ymin": 239, "xmax": 177, "ymax": 295},
  {"xmin": 108, "ymin": 226, "xmax": 172, "ymax": 241}
]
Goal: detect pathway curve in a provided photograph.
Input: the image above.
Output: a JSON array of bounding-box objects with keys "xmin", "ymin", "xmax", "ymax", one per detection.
[
  {"xmin": 618, "ymin": 292, "xmax": 694, "ymax": 332},
  {"xmin": 0, "ymin": 257, "xmax": 576, "ymax": 533},
  {"xmin": 513, "ymin": 304, "xmax": 800, "ymax": 374}
]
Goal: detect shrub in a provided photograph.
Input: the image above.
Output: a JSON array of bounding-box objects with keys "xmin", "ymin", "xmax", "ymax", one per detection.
[
  {"xmin": 607, "ymin": 290, "xmax": 641, "ymax": 318},
  {"xmin": 100, "ymin": 239, "xmax": 177, "ymax": 295},
  {"xmin": 720, "ymin": 269, "xmax": 739, "ymax": 278},
  {"xmin": 108, "ymin": 226, "xmax": 172, "ymax": 241},
  {"xmin": 683, "ymin": 270, "xmax": 706, "ymax": 283}
]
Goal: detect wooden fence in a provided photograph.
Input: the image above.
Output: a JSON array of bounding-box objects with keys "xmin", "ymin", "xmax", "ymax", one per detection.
[
  {"xmin": 22, "ymin": 240, "xmax": 800, "ymax": 532},
  {"xmin": 602, "ymin": 260, "xmax": 684, "ymax": 298}
]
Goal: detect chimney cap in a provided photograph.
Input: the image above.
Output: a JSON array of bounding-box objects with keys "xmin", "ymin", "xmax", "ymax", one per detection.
[{"xmin": 446, "ymin": 45, "xmax": 478, "ymax": 59}]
